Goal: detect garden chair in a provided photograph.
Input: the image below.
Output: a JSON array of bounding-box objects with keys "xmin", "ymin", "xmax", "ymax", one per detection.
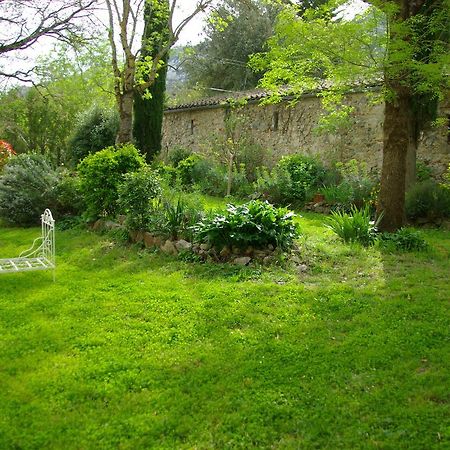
[{"xmin": 0, "ymin": 209, "xmax": 56, "ymax": 281}]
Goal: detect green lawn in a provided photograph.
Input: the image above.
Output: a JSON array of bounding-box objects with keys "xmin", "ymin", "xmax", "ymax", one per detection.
[{"xmin": 0, "ymin": 213, "xmax": 449, "ymax": 449}]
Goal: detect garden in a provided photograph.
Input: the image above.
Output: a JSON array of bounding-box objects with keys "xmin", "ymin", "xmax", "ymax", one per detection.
[
  {"xmin": 1, "ymin": 136, "xmax": 450, "ymax": 449},
  {"xmin": 1, "ymin": 0, "xmax": 450, "ymax": 448}
]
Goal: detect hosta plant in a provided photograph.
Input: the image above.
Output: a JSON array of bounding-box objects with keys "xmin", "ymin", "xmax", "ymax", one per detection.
[{"xmin": 192, "ymin": 200, "xmax": 300, "ymax": 250}]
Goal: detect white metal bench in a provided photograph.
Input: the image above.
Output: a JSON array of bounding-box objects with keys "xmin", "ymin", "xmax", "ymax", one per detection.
[{"xmin": 0, "ymin": 209, "xmax": 56, "ymax": 280}]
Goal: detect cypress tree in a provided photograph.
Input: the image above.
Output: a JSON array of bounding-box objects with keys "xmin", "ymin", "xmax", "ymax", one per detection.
[{"xmin": 133, "ymin": 0, "xmax": 169, "ymax": 162}]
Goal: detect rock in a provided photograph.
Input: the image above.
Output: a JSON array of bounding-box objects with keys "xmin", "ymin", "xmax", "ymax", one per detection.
[
  {"xmin": 161, "ymin": 240, "xmax": 178, "ymax": 255},
  {"xmin": 253, "ymin": 250, "xmax": 267, "ymax": 259},
  {"xmin": 219, "ymin": 245, "xmax": 231, "ymax": 258},
  {"xmin": 231, "ymin": 245, "xmax": 241, "ymax": 255},
  {"xmin": 244, "ymin": 246, "xmax": 254, "ymax": 256},
  {"xmin": 233, "ymin": 256, "xmax": 251, "ymax": 266},
  {"xmin": 296, "ymin": 264, "xmax": 308, "ymax": 273},
  {"xmin": 104, "ymin": 220, "xmax": 120, "ymax": 230},
  {"xmin": 143, "ymin": 232, "xmax": 155, "ymax": 248},
  {"xmin": 92, "ymin": 219, "xmax": 105, "ymax": 231},
  {"xmin": 175, "ymin": 239, "xmax": 192, "ymax": 251},
  {"xmin": 133, "ymin": 230, "xmax": 144, "ymax": 243},
  {"xmin": 200, "ymin": 243, "xmax": 211, "ymax": 251},
  {"xmin": 153, "ymin": 236, "xmax": 163, "ymax": 247},
  {"xmin": 263, "ymin": 256, "xmax": 274, "ymax": 265},
  {"xmin": 268, "ymin": 244, "xmax": 275, "ymax": 251}
]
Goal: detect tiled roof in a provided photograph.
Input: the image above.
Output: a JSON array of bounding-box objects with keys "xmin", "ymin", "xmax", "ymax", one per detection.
[{"xmin": 165, "ymin": 89, "xmax": 273, "ymax": 112}]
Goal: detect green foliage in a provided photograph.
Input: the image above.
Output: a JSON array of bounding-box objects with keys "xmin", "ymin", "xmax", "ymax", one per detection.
[
  {"xmin": 155, "ymin": 197, "xmax": 203, "ymax": 241},
  {"xmin": 405, "ymin": 180, "xmax": 450, "ymax": 219},
  {"xmin": 416, "ymin": 160, "xmax": 433, "ymax": 182},
  {"xmin": 254, "ymin": 154, "xmax": 326, "ymax": 205},
  {"xmin": 321, "ymin": 159, "xmax": 377, "ymax": 209},
  {"xmin": 0, "ymin": 42, "xmax": 115, "ymax": 165},
  {"xmin": 54, "ymin": 171, "xmax": 85, "ymax": 218},
  {"xmin": 441, "ymin": 163, "xmax": 450, "ymax": 190},
  {"xmin": 192, "ymin": 200, "xmax": 300, "ymax": 250},
  {"xmin": 78, "ymin": 144, "xmax": 145, "ymax": 219},
  {"xmin": 327, "ymin": 205, "xmax": 381, "ymax": 246},
  {"xmin": 167, "ymin": 147, "xmax": 192, "ymax": 167},
  {"xmin": 133, "ymin": 0, "xmax": 170, "ymax": 161},
  {"xmin": 176, "ymin": 154, "xmax": 203, "ymax": 187},
  {"xmin": 184, "ymin": 0, "xmax": 279, "ymax": 92},
  {"xmin": 0, "ymin": 153, "xmax": 59, "ymax": 226},
  {"xmin": 253, "ymin": 165, "xmax": 293, "ymax": 205},
  {"xmin": 379, "ymin": 228, "xmax": 429, "ymax": 252},
  {"xmin": 278, "ymin": 154, "xmax": 326, "ymax": 202},
  {"xmin": 117, "ymin": 167, "xmax": 162, "ymax": 230},
  {"xmin": 68, "ymin": 105, "xmax": 119, "ymax": 165}
]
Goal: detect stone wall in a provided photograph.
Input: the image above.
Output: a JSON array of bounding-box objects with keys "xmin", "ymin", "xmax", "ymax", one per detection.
[{"xmin": 162, "ymin": 92, "xmax": 450, "ymax": 177}]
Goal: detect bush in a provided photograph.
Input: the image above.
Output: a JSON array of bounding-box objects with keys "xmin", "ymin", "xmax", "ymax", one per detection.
[
  {"xmin": 192, "ymin": 200, "xmax": 300, "ymax": 250},
  {"xmin": 68, "ymin": 105, "xmax": 119, "ymax": 166},
  {"xmin": 0, "ymin": 153, "xmax": 60, "ymax": 225},
  {"xmin": 167, "ymin": 147, "xmax": 192, "ymax": 167},
  {"xmin": 379, "ymin": 228, "xmax": 429, "ymax": 252},
  {"xmin": 177, "ymin": 154, "xmax": 203, "ymax": 187},
  {"xmin": 156, "ymin": 197, "xmax": 204, "ymax": 241},
  {"xmin": 327, "ymin": 205, "xmax": 381, "ymax": 246},
  {"xmin": 54, "ymin": 171, "xmax": 84, "ymax": 217},
  {"xmin": 405, "ymin": 180, "xmax": 450, "ymax": 220},
  {"xmin": 441, "ymin": 164, "xmax": 450, "ymax": 190},
  {"xmin": 253, "ymin": 166, "xmax": 292, "ymax": 205},
  {"xmin": 117, "ymin": 167, "xmax": 162, "ymax": 230},
  {"xmin": 416, "ymin": 160, "xmax": 433, "ymax": 182},
  {"xmin": 278, "ymin": 154, "xmax": 326, "ymax": 202},
  {"xmin": 78, "ymin": 144, "xmax": 145, "ymax": 219}
]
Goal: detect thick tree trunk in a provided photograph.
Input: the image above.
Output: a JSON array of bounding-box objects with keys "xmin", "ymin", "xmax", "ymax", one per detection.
[
  {"xmin": 116, "ymin": 89, "xmax": 134, "ymax": 144},
  {"xmin": 378, "ymin": 85, "xmax": 414, "ymax": 232}
]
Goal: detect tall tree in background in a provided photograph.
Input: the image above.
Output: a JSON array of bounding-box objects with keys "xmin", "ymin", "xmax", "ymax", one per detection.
[
  {"xmin": 105, "ymin": 0, "xmax": 213, "ymax": 144},
  {"xmin": 133, "ymin": 0, "xmax": 170, "ymax": 162},
  {"xmin": 184, "ymin": 0, "xmax": 278, "ymax": 93},
  {"xmin": 251, "ymin": 0, "xmax": 449, "ymax": 231}
]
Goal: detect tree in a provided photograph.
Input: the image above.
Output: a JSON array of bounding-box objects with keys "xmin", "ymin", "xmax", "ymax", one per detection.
[
  {"xmin": 251, "ymin": 0, "xmax": 449, "ymax": 231},
  {"xmin": 105, "ymin": 0, "xmax": 214, "ymax": 144},
  {"xmin": 133, "ymin": 0, "xmax": 170, "ymax": 162},
  {"xmin": 0, "ymin": 42, "xmax": 115, "ymax": 164},
  {"xmin": 0, "ymin": 0, "xmax": 97, "ymax": 83},
  {"xmin": 184, "ymin": 0, "xmax": 279, "ymax": 93}
]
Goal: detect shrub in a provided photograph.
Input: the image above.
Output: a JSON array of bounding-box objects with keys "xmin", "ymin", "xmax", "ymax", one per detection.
[
  {"xmin": 416, "ymin": 160, "xmax": 433, "ymax": 182},
  {"xmin": 327, "ymin": 205, "xmax": 381, "ymax": 246},
  {"xmin": 379, "ymin": 228, "xmax": 429, "ymax": 252},
  {"xmin": 177, "ymin": 154, "xmax": 203, "ymax": 187},
  {"xmin": 117, "ymin": 167, "xmax": 162, "ymax": 230},
  {"xmin": 68, "ymin": 105, "xmax": 119, "ymax": 166},
  {"xmin": 192, "ymin": 200, "xmax": 300, "ymax": 250},
  {"xmin": 0, "ymin": 153, "xmax": 59, "ymax": 225},
  {"xmin": 278, "ymin": 154, "xmax": 326, "ymax": 202},
  {"xmin": 167, "ymin": 147, "xmax": 192, "ymax": 167},
  {"xmin": 253, "ymin": 166, "xmax": 292, "ymax": 205},
  {"xmin": 55, "ymin": 170, "xmax": 85, "ymax": 217},
  {"xmin": 405, "ymin": 180, "xmax": 450, "ymax": 219},
  {"xmin": 319, "ymin": 159, "xmax": 377, "ymax": 209},
  {"xmin": 0, "ymin": 140, "xmax": 16, "ymax": 171},
  {"xmin": 78, "ymin": 144, "xmax": 145, "ymax": 219},
  {"xmin": 441, "ymin": 164, "xmax": 450, "ymax": 190}
]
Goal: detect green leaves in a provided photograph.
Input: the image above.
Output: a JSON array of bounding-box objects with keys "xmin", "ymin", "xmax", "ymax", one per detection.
[{"xmin": 192, "ymin": 200, "xmax": 300, "ymax": 250}]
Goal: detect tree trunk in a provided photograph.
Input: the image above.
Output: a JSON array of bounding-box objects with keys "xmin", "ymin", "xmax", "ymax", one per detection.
[
  {"xmin": 116, "ymin": 89, "xmax": 134, "ymax": 144},
  {"xmin": 378, "ymin": 84, "xmax": 414, "ymax": 232},
  {"xmin": 226, "ymin": 152, "xmax": 234, "ymax": 197}
]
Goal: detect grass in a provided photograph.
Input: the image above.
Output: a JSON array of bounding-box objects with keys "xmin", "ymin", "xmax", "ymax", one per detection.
[{"xmin": 0, "ymin": 212, "xmax": 449, "ymax": 449}]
